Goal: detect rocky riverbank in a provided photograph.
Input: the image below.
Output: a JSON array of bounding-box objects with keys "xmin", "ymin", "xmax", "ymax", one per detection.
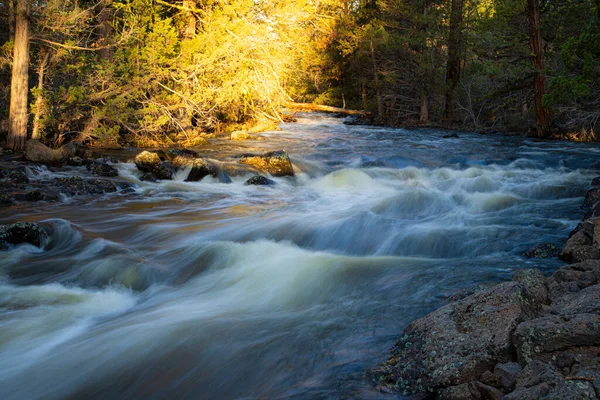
[
  {"xmin": 0, "ymin": 140, "xmax": 294, "ymax": 210},
  {"xmin": 371, "ymin": 178, "xmax": 600, "ymax": 399}
]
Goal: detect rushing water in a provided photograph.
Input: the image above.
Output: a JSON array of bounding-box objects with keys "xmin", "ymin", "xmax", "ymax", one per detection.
[{"xmin": 1, "ymin": 114, "xmax": 599, "ymax": 399}]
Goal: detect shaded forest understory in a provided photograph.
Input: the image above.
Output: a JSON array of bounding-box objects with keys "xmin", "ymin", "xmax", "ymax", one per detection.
[{"xmin": 1, "ymin": 0, "xmax": 599, "ymax": 149}]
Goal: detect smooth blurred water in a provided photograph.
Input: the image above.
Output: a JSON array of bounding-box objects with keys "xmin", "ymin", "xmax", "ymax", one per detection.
[{"xmin": 1, "ymin": 114, "xmax": 599, "ymax": 399}]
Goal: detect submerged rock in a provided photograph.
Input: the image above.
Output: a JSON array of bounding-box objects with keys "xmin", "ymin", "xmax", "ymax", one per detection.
[
  {"xmin": 18, "ymin": 190, "xmax": 60, "ymax": 202},
  {"xmin": 0, "ymin": 194, "xmax": 14, "ymax": 207},
  {"xmin": 0, "ymin": 222, "xmax": 49, "ymax": 250},
  {"xmin": 442, "ymin": 133, "xmax": 460, "ymax": 139},
  {"xmin": 244, "ymin": 175, "xmax": 276, "ymax": 186},
  {"xmin": 66, "ymin": 156, "xmax": 84, "ymax": 166},
  {"xmin": 55, "ymin": 176, "xmax": 117, "ymax": 195},
  {"xmin": 523, "ymin": 243, "xmax": 560, "ymax": 258},
  {"xmin": 86, "ymin": 161, "xmax": 119, "ymax": 177},
  {"xmin": 134, "ymin": 151, "xmax": 173, "ymax": 180},
  {"xmin": 238, "ymin": 150, "xmax": 294, "ymax": 177},
  {"xmin": 9, "ymin": 171, "xmax": 29, "ymax": 184}
]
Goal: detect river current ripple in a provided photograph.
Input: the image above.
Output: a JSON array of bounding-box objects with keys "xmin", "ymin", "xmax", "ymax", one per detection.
[{"xmin": 1, "ymin": 114, "xmax": 599, "ymax": 399}]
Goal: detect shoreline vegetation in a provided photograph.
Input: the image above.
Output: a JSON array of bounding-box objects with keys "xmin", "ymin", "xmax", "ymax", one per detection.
[{"xmin": 2, "ymin": 0, "xmax": 600, "ymax": 151}]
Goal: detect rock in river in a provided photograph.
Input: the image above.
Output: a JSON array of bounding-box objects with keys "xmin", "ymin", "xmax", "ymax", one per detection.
[
  {"xmin": 134, "ymin": 151, "xmax": 173, "ymax": 180},
  {"xmin": 238, "ymin": 150, "xmax": 294, "ymax": 177},
  {"xmin": 244, "ymin": 175, "xmax": 276, "ymax": 186},
  {"xmin": 0, "ymin": 222, "xmax": 49, "ymax": 250},
  {"xmin": 86, "ymin": 161, "xmax": 119, "ymax": 177}
]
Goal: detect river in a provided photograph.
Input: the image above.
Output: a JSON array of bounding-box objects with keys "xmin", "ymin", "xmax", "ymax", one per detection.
[{"xmin": 1, "ymin": 113, "xmax": 599, "ymax": 399}]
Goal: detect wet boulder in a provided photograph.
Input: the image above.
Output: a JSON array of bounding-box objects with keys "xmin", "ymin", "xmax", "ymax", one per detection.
[
  {"xmin": 172, "ymin": 156, "xmax": 218, "ymax": 182},
  {"xmin": 0, "ymin": 194, "xmax": 14, "ymax": 207},
  {"xmin": 437, "ymin": 381, "xmax": 502, "ymax": 400},
  {"xmin": 442, "ymin": 133, "xmax": 460, "ymax": 139},
  {"xmin": 55, "ymin": 176, "xmax": 117, "ymax": 195},
  {"xmin": 66, "ymin": 156, "xmax": 84, "ymax": 166},
  {"xmin": 546, "ymin": 260, "xmax": 600, "ymax": 301},
  {"xmin": 559, "ymin": 221, "xmax": 600, "ymax": 263},
  {"xmin": 238, "ymin": 150, "xmax": 294, "ymax": 177},
  {"xmin": 222, "ymin": 163, "xmax": 261, "ymax": 177},
  {"xmin": 86, "ymin": 161, "xmax": 118, "ymax": 177},
  {"xmin": 231, "ymin": 131, "xmax": 250, "ymax": 141},
  {"xmin": 140, "ymin": 172, "xmax": 157, "ymax": 182},
  {"xmin": 245, "ymin": 175, "xmax": 276, "ymax": 186},
  {"xmin": 0, "ymin": 222, "xmax": 49, "ymax": 250},
  {"xmin": 25, "ymin": 140, "xmax": 84, "ymax": 164},
  {"xmin": 9, "ymin": 171, "xmax": 29, "ymax": 184},
  {"xmin": 372, "ymin": 269, "xmax": 548, "ymax": 396},
  {"xmin": 522, "ymin": 243, "xmax": 560, "ymax": 259},
  {"xmin": 17, "ymin": 190, "xmax": 60, "ymax": 202},
  {"xmin": 581, "ymin": 188, "xmax": 600, "ymax": 210},
  {"xmin": 134, "ymin": 151, "xmax": 173, "ymax": 180}
]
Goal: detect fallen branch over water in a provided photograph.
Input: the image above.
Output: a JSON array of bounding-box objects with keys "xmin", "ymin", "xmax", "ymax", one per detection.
[{"xmin": 283, "ymin": 102, "xmax": 368, "ymax": 116}]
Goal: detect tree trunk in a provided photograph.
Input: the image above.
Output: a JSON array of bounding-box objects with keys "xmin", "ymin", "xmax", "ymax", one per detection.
[
  {"xmin": 97, "ymin": 0, "xmax": 114, "ymax": 60},
  {"xmin": 361, "ymin": 75, "xmax": 368, "ymax": 112},
  {"xmin": 32, "ymin": 50, "xmax": 50, "ymax": 140},
  {"xmin": 420, "ymin": 93, "xmax": 429, "ymax": 124},
  {"xmin": 8, "ymin": 0, "xmax": 15, "ymax": 42},
  {"xmin": 370, "ymin": 39, "xmax": 384, "ymax": 121},
  {"xmin": 444, "ymin": 0, "xmax": 464, "ymax": 122},
  {"xmin": 527, "ymin": 0, "xmax": 551, "ymax": 137},
  {"xmin": 8, "ymin": 0, "xmax": 30, "ymax": 151}
]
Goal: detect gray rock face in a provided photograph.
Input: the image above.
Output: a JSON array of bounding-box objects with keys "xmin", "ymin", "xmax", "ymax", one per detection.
[
  {"xmin": 523, "ymin": 243, "xmax": 560, "ymax": 258},
  {"xmin": 560, "ymin": 179, "xmax": 600, "ymax": 263},
  {"xmin": 238, "ymin": 150, "xmax": 294, "ymax": 177},
  {"xmin": 0, "ymin": 222, "xmax": 49, "ymax": 250},
  {"xmin": 494, "ymin": 362, "xmax": 521, "ymax": 391},
  {"xmin": 372, "ymin": 269, "xmax": 548, "ymax": 395},
  {"xmin": 134, "ymin": 151, "xmax": 173, "ymax": 180},
  {"xmin": 373, "ymin": 258, "xmax": 600, "ymax": 398},
  {"xmin": 582, "ymin": 188, "xmax": 600, "ymax": 210},
  {"xmin": 560, "ymin": 226, "xmax": 600, "ymax": 263}
]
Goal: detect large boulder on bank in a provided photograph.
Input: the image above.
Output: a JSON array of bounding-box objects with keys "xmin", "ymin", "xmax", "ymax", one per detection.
[
  {"xmin": 238, "ymin": 150, "xmax": 294, "ymax": 177},
  {"xmin": 0, "ymin": 222, "xmax": 49, "ymax": 250},
  {"xmin": 134, "ymin": 151, "xmax": 173, "ymax": 180},
  {"xmin": 559, "ymin": 220, "xmax": 600, "ymax": 263},
  {"xmin": 372, "ymin": 269, "xmax": 548, "ymax": 396},
  {"xmin": 25, "ymin": 140, "xmax": 83, "ymax": 164}
]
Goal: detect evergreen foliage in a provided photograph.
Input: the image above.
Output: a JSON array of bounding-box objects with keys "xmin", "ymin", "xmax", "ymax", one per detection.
[{"xmin": 0, "ymin": 0, "xmax": 598, "ymax": 148}]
